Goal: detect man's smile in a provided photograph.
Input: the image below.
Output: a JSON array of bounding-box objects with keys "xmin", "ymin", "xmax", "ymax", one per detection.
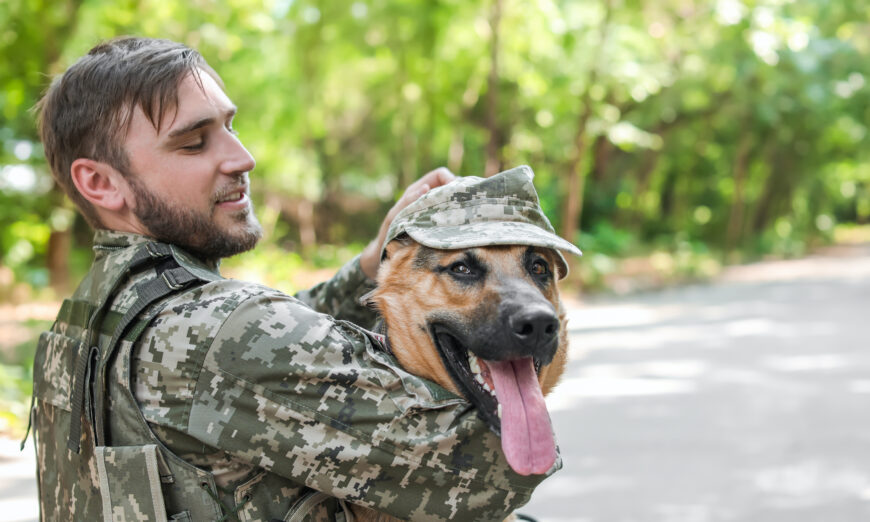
[{"xmin": 214, "ymin": 185, "xmax": 250, "ymax": 211}]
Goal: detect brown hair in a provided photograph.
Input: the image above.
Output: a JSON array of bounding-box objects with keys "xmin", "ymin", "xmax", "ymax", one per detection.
[{"xmin": 36, "ymin": 37, "xmax": 221, "ymax": 227}]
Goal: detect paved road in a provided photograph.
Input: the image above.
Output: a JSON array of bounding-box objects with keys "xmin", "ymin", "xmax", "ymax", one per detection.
[
  {"xmin": 0, "ymin": 438, "xmax": 37, "ymax": 522},
  {"xmin": 3, "ymin": 245, "xmax": 868, "ymax": 521},
  {"xmin": 524, "ymin": 244, "xmax": 870, "ymax": 522}
]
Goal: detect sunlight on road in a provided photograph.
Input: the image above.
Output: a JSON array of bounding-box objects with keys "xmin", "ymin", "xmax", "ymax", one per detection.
[
  {"xmin": 0, "ymin": 439, "xmax": 38, "ymax": 522},
  {"xmin": 529, "ymin": 247, "xmax": 870, "ymax": 521},
  {"xmin": 750, "ymin": 461, "xmax": 870, "ymax": 505},
  {"xmin": 547, "ymin": 359, "xmax": 708, "ymax": 411}
]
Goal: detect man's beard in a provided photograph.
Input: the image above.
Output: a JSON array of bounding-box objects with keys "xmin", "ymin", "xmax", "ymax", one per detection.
[{"xmin": 128, "ymin": 176, "xmax": 262, "ymax": 261}]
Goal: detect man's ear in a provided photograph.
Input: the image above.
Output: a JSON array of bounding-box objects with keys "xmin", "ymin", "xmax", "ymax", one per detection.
[{"xmin": 70, "ymin": 158, "xmax": 129, "ymax": 212}]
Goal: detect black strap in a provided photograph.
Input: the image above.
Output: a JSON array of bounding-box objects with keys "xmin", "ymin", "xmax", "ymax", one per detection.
[
  {"xmin": 66, "ymin": 344, "xmax": 100, "ymax": 452},
  {"xmin": 67, "ymin": 242, "xmax": 201, "ymax": 453},
  {"xmin": 92, "ymin": 263, "xmax": 200, "ymax": 446}
]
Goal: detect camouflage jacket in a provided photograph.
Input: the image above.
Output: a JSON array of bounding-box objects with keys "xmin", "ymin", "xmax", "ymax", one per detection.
[{"xmin": 32, "ymin": 230, "xmax": 555, "ymax": 521}]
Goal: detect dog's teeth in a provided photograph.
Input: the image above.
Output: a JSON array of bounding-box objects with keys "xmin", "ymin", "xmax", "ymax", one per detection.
[
  {"xmin": 478, "ymin": 377, "xmax": 495, "ymax": 395},
  {"xmin": 497, "ymin": 403, "xmax": 503, "ymax": 419},
  {"xmin": 469, "ymin": 354, "xmax": 481, "ymax": 374}
]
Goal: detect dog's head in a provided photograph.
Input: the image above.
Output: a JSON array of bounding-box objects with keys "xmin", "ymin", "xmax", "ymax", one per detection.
[
  {"xmin": 368, "ymin": 236, "xmax": 569, "ymax": 476},
  {"xmin": 370, "ymin": 165, "xmax": 582, "ymax": 476}
]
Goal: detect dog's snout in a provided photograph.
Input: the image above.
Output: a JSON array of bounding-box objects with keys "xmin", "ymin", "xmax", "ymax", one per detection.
[{"xmin": 508, "ymin": 306, "xmax": 559, "ymax": 349}]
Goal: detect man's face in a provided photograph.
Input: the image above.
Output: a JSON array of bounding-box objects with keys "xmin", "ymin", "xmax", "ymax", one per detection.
[{"xmin": 122, "ymin": 70, "xmax": 261, "ymax": 260}]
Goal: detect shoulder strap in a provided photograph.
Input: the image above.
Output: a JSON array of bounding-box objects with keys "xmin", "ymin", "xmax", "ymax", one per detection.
[{"xmin": 68, "ymin": 242, "xmax": 207, "ymax": 453}]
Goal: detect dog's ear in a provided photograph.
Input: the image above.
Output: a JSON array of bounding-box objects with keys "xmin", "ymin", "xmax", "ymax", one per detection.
[{"xmin": 383, "ymin": 232, "xmax": 416, "ymax": 260}]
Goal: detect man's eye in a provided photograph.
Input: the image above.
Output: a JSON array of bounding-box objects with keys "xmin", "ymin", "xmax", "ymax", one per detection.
[
  {"xmin": 181, "ymin": 141, "xmax": 205, "ymax": 151},
  {"xmin": 451, "ymin": 262, "xmax": 472, "ymax": 275},
  {"xmin": 530, "ymin": 260, "xmax": 549, "ymax": 276}
]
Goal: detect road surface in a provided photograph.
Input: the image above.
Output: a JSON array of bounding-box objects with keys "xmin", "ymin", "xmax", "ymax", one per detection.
[
  {"xmin": 525, "ymin": 244, "xmax": 870, "ymax": 521},
  {"xmin": 3, "ymin": 245, "xmax": 869, "ymax": 521}
]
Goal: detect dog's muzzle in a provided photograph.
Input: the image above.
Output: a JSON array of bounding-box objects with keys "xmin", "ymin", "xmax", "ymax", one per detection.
[{"xmin": 465, "ymin": 297, "xmax": 559, "ymax": 366}]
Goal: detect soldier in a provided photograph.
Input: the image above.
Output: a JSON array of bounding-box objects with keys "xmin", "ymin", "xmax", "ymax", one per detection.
[{"xmin": 27, "ymin": 37, "xmax": 558, "ymax": 521}]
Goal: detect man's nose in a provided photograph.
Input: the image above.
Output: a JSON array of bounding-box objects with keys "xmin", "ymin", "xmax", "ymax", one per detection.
[{"xmin": 220, "ymin": 132, "xmax": 256, "ymax": 175}]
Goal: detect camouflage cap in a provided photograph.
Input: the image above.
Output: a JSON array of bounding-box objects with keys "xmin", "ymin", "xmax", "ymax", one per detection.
[{"xmin": 383, "ymin": 165, "xmax": 582, "ymax": 278}]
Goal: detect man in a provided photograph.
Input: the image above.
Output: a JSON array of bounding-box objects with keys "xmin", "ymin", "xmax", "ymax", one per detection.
[{"xmin": 29, "ymin": 37, "xmax": 554, "ymax": 521}]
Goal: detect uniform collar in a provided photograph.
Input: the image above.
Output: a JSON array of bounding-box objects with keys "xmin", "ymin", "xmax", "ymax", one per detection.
[
  {"xmin": 91, "ymin": 229, "xmax": 221, "ymax": 272},
  {"xmin": 93, "ymin": 229, "xmax": 155, "ymax": 250}
]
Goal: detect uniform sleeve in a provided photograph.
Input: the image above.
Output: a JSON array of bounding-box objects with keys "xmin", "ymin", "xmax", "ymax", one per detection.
[
  {"xmin": 186, "ymin": 292, "xmax": 556, "ymax": 521},
  {"xmin": 292, "ymin": 254, "xmax": 379, "ymax": 328}
]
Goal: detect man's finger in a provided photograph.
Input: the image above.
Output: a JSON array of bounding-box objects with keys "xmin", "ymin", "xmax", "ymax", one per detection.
[
  {"xmin": 404, "ymin": 167, "xmax": 454, "ymax": 197},
  {"xmin": 412, "ymin": 183, "xmax": 431, "ymax": 199},
  {"xmin": 423, "ymin": 167, "xmax": 456, "ymax": 189},
  {"xmin": 434, "ymin": 167, "xmax": 456, "ymax": 186},
  {"xmin": 360, "ymin": 167, "xmax": 457, "ymax": 279}
]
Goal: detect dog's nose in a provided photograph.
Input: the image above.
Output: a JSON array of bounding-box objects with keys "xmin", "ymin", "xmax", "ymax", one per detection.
[{"xmin": 508, "ymin": 306, "xmax": 559, "ymax": 349}]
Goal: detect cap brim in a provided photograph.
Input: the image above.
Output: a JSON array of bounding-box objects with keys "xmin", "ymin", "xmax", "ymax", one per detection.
[{"xmin": 404, "ymin": 222, "xmax": 582, "ymax": 278}]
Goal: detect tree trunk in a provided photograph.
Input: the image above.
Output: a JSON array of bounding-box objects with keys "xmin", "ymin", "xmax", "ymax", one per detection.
[
  {"xmin": 560, "ymin": 107, "xmax": 593, "ymax": 242},
  {"xmin": 47, "ymin": 228, "xmax": 71, "ymax": 292},
  {"xmin": 42, "ymin": 0, "xmax": 85, "ymax": 291},
  {"xmin": 591, "ymin": 135, "xmax": 614, "ymax": 184},
  {"xmin": 296, "ymin": 199, "xmax": 317, "ymax": 251},
  {"xmin": 448, "ymin": 129, "xmax": 465, "ymax": 173},
  {"xmin": 626, "ymin": 148, "xmax": 663, "ymax": 229},
  {"xmin": 751, "ymin": 147, "xmax": 793, "ymax": 234},
  {"xmin": 560, "ymin": 0, "xmax": 613, "ymax": 241},
  {"xmin": 484, "ymin": 0, "xmax": 503, "ymax": 176},
  {"xmin": 726, "ymin": 132, "xmax": 753, "ymax": 250}
]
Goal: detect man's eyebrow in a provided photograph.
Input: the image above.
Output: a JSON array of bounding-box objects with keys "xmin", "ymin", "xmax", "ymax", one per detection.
[{"xmin": 167, "ymin": 107, "xmax": 237, "ymax": 139}]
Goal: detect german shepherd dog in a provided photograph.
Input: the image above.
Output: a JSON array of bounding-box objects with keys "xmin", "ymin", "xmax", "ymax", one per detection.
[{"xmin": 353, "ymin": 234, "xmax": 569, "ymax": 521}]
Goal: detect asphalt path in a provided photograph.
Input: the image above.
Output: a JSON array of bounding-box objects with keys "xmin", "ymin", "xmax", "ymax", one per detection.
[
  {"xmin": 524, "ymin": 244, "xmax": 870, "ymax": 522},
  {"xmin": 2, "ymin": 245, "xmax": 868, "ymax": 521}
]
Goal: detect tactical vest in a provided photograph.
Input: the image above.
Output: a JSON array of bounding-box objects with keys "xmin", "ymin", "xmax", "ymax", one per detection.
[{"xmin": 28, "ymin": 240, "xmax": 355, "ymax": 521}]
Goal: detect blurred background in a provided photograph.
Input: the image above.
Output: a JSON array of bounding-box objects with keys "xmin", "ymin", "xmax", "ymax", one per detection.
[{"xmin": 1, "ymin": 0, "xmax": 869, "ymax": 518}]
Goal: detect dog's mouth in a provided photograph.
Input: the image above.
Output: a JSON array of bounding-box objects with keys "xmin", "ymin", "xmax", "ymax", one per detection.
[{"xmin": 430, "ymin": 324, "xmax": 557, "ymax": 476}]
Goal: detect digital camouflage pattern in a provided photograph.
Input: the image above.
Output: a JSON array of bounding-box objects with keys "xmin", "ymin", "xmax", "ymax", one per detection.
[
  {"xmin": 94, "ymin": 445, "xmax": 168, "ymax": 521},
  {"xmin": 383, "ymin": 165, "xmax": 582, "ymax": 278},
  {"xmin": 32, "ymin": 229, "xmax": 556, "ymax": 521}
]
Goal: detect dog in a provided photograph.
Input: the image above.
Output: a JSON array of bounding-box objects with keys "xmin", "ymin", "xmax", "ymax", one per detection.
[{"xmin": 350, "ymin": 234, "xmax": 569, "ymax": 522}]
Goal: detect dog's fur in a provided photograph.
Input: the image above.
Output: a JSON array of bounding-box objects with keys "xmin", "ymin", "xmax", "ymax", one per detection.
[{"xmin": 350, "ymin": 236, "xmax": 569, "ymax": 522}]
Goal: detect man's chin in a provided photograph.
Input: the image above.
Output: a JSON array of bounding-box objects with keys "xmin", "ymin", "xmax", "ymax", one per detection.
[
  {"xmin": 207, "ymin": 221, "xmax": 263, "ymax": 259},
  {"xmin": 150, "ymin": 218, "xmax": 263, "ymax": 262},
  {"xmin": 127, "ymin": 173, "xmax": 262, "ymax": 260}
]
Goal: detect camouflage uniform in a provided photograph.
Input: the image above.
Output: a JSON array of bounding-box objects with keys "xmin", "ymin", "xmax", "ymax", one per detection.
[{"xmin": 31, "ymin": 167, "xmax": 563, "ymax": 522}]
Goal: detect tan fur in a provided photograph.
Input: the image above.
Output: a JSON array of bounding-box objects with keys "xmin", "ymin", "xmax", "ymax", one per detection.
[
  {"xmin": 373, "ymin": 241, "xmax": 568, "ymax": 396},
  {"xmin": 350, "ymin": 240, "xmax": 569, "ymax": 522}
]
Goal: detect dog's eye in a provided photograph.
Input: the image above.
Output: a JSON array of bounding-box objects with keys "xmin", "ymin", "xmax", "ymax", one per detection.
[
  {"xmin": 451, "ymin": 262, "xmax": 472, "ymax": 275},
  {"xmin": 530, "ymin": 260, "xmax": 549, "ymax": 276}
]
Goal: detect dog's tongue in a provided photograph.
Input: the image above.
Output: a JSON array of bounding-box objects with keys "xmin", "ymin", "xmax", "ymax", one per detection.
[{"xmin": 487, "ymin": 357, "xmax": 557, "ymax": 475}]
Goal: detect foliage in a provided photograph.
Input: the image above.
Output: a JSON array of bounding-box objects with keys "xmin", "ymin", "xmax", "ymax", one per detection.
[
  {"xmin": 221, "ymin": 241, "xmax": 365, "ymax": 295},
  {"xmin": 0, "ymin": 0, "xmax": 869, "ymax": 295},
  {"xmin": 0, "ymin": 362, "xmax": 32, "ymax": 437},
  {"xmin": 1, "ymin": 0, "xmax": 869, "ymax": 434}
]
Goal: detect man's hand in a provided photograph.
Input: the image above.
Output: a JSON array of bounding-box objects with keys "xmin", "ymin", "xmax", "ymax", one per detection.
[{"xmin": 360, "ymin": 167, "xmax": 457, "ymax": 279}]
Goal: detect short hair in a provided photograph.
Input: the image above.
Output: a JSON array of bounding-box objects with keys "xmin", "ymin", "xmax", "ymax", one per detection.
[{"xmin": 36, "ymin": 37, "xmax": 221, "ymax": 227}]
